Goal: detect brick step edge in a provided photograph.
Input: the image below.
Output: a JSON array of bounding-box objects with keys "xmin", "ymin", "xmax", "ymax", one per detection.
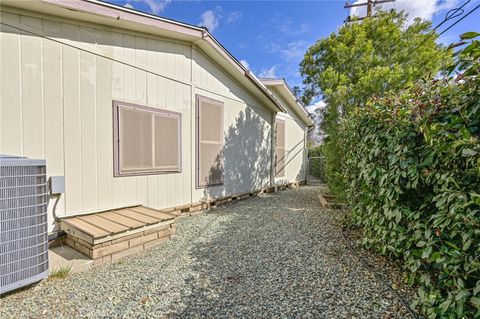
[{"xmin": 63, "ymin": 223, "xmax": 176, "ymax": 264}]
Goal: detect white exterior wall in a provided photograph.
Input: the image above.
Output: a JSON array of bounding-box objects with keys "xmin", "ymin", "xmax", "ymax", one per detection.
[
  {"xmin": 0, "ymin": 8, "xmax": 272, "ymax": 232},
  {"xmin": 191, "ymin": 49, "xmax": 273, "ymax": 201}
]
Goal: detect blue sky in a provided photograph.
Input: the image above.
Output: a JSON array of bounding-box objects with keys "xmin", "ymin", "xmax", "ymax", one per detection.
[{"xmin": 106, "ymin": 0, "xmax": 479, "ymax": 108}]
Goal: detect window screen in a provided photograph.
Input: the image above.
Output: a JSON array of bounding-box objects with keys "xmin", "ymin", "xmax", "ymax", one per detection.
[
  {"xmin": 196, "ymin": 95, "xmax": 224, "ymax": 187},
  {"xmin": 113, "ymin": 101, "xmax": 181, "ymax": 176},
  {"xmin": 275, "ymin": 118, "xmax": 286, "ymax": 177}
]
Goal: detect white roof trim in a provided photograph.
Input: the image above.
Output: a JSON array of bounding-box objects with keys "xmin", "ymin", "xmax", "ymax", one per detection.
[{"xmin": 259, "ymin": 79, "xmax": 314, "ymax": 127}]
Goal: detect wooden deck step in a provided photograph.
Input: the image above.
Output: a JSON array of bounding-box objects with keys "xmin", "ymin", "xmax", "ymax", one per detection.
[
  {"xmin": 128, "ymin": 206, "xmax": 175, "ymax": 220},
  {"xmin": 77, "ymin": 215, "xmax": 129, "ymax": 234},
  {"xmin": 61, "ymin": 205, "xmax": 176, "ymax": 245},
  {"xmin": 60, "ymin": 205, "xmax": 177, "ymax": 265},
  {"xmin": 63, "ymin": 217, "xmax": 110, "ymax": 238},
  {"xmin": 100, "ymin": 211, "xmax": 145, "ymax": 228},
  {"xmin": 115, "ymin": 208, "xmax": 162, "ymax": 224}
]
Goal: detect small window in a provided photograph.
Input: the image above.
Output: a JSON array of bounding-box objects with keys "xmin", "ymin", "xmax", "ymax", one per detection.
[
  {"xmin": 113, "ymin": 101, "xmax": 181, "ymax": 176},
  {"xmin": 196, "ymin": 95, "xmax": 224, "ymax": 187},
  {"xmin": 275, "ymin": 118, "xmax": 285, "ymax": 177}
]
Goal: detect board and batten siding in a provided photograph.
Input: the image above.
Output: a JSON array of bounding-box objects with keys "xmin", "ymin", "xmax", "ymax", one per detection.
[
  {"xmin": 191, "ymin": 47, "xmax": 273, "ymax": 201},
  {"xmin": 0, "ymin": 8, "xmax": 273, "ymax": 232}
]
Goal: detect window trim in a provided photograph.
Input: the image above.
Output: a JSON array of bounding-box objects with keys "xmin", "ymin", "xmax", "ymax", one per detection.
[
  {"xmin": 195, "ymin": 94, "xmax": 225, "ymax": 188},
  {"xmin": 113, "ymin": 100, "xmax": 182, "ymax": 177}
]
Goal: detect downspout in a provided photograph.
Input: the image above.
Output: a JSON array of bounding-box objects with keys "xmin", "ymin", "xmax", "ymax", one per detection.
[
  {"xmin": 304, "ymin": 127, "xmax": 308, "ymax": 182},
  {"xmin": 304, "ymin": 125, "xmax": 315, "ymax": 183},
  {"xmin": 190, "ymin": 44, "xmax": 195, "ymax": 205},
  {"xmin": 270, "ymin": 112, "xmax": 277, "ymax": 191}
]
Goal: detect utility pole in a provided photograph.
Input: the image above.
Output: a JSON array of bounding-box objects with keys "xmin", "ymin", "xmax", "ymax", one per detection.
[
  {"xmin": 367, "ymin": 0, "xmax": 373, "ymax": 17},
  {"xmin": 344, "ymin": 0, "xmax": 395, "ymax": 22}
]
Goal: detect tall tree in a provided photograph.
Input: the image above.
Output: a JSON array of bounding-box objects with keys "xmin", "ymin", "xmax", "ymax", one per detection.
[
  {"xmin": 301, "ymin": 10, "xmax": 451, "ymax": 113},
  {"xmin": 299, "ymin": 10, "xmax": 452, "ymax": 195}
]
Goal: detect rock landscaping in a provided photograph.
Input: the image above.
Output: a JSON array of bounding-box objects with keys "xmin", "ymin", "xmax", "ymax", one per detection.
[{"xmin": 0, "ymin": 186, "xmax": 413, "ymax": 318}]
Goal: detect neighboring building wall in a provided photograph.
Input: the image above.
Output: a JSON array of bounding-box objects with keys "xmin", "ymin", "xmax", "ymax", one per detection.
[
  {"xmin": 269, "ymin": 88, "xmax": 307, "ymax": 184},
  {"xmin": 275, "ymin": 113, "xmax": 307, "ymax": 184},
  {"xmin": 0, "ymin": 7, "xmax": 273, "ymax": 232},
  {"xmin": 284, "ymin": 114, "xmax": 307, "ymax": 183}
]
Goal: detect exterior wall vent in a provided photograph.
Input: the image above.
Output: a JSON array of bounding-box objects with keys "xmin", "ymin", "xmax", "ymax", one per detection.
[{"xmin": 0, "ymin": 155, "xmax": 49, "ymax": 294}]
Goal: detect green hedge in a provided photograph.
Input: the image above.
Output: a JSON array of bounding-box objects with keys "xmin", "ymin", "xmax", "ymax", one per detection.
[{"xmin": 337, "ymin": 39, "xmax": 480, "ymax": 318}]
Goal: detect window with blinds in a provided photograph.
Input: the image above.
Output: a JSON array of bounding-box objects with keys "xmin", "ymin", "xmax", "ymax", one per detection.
[
  {"xmin": 196, "ymin": 95, "xmax": 224, "ymax": 187},
  {"xmin": 113, "ymin": 101, "xmax": 181, "ymax": 176},
  {"xmin": 275, "ymin": 118, "xmax": 286, "ymax": 177}
]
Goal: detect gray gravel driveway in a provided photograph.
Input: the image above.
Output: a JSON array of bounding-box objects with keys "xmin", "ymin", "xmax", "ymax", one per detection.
[{"xmin": 1, "ymin": 186, "xmax": 409, "ymax": 318}]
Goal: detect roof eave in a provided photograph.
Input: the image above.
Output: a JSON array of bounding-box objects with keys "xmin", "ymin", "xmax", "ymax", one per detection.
[{"xmin": 259, "ymin": 79, "xmax": 314, "ymax": 127}]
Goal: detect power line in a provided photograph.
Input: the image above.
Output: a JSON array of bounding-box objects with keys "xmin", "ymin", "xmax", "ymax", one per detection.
[
  {"xmin": 342, "ymin": 0, "xmax": 479, "ymax": 54},
  {"xmin": 431, "ymin": 0, "xmax": 471, "ymax": 32},
  {"xmin": 438, "ymin": 3, "xmax": 480, "ymax": 37},
  {"xmin": 406, "ymin": 0, "xmax": 477, "ymax": 56}
]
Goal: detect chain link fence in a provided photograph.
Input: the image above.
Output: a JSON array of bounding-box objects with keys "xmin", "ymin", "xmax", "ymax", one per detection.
[{"xmin": 307, "ymin": 156, "xmax": 325, "ymax": 184}]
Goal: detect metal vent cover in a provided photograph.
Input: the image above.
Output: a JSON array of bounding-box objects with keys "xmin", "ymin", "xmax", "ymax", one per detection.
[{"xmin": 0, "ymin": 155, "xmax": 49, "ymax": 294}]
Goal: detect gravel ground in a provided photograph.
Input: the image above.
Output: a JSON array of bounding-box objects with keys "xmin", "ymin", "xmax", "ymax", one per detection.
[
  {"xmin": 1, "ymin": 186, "xmax": 413, "ymax": 318},
  {"xmin": 343, "ymin": 227, "xmax": 417, "ymax": 312}
]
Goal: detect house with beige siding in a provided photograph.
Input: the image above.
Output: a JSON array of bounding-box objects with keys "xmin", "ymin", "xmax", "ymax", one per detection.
[
  {"xmin": 0, "ymin": 0, "xmax": 313, "ymax": 261},
  {"xmin": 260, "ymin": 78, "xmax": 312, "ymax": 184}
]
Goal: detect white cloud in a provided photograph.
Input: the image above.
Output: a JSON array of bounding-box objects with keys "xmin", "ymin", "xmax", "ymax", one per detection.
[
  {"xmin": 273, "ymin": 15, "xmax": 310, "ymax": 36},
  {"xmin": 124, "ymin": 3, "xmax": 134, "ymax": 9},
  {"xmin": 258, "ymin": 66, "xmax": 277, "ymax": 78},
  {"xmin": 266, "ymin": 40, "xmax": 309, "ymax": 60},
  {"xmin": 350, "ymin": 0, "xmax": 460, "ymax": 23},
  {"xmin": 239, "ymin": 59, "xmax": 250, "ymax": 70},
  {"xmin": 198, "ymin": 10, "xmax": 220, "ymax": 32},
  {"xmin": 266, "ymin": 41, "xmax": 281, "ymax": 53},
  {"xmin": 131, "ymin": 0, "xmax": 171, "ymax": 15},
  {"xmin": 280, "ymin": 40, "xmax": 309, "ymax": 59},
  {"xmin": 283, "ymin": 22, "xmax": 309, "ymax": 36},
  {"xmin": 237, "ymin": 42, "xmax": 248, "ymax": 49},
  {"xmin": 227, "ymin": 11, "xmax": 242, "ymax": 24},
  {"xmin": 306, "ymin": 100, "xmax": 326, "ymax": 113}
]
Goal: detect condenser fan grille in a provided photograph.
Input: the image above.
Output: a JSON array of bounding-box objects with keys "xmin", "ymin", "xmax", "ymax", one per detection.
[{"xmin": 0, "ymin": 156, "xmax": 49, "ymax": 294}]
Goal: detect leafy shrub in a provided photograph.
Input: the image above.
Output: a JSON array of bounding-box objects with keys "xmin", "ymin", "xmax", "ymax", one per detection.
[{"xmin": 338, "ymin": 35, "xmax": 480, "ymax": 318}]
